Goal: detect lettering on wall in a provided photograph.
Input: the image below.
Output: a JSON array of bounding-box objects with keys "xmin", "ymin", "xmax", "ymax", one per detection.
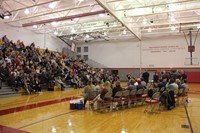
[{"xmin": 142, "ymin": 45, "xmax": 186, "ymax": 53}]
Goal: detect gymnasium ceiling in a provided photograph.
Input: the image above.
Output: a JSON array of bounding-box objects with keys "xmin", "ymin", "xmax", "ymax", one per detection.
[{"xmin": 1, "ymin": 0, "xmax": 200, "ymax": 43}]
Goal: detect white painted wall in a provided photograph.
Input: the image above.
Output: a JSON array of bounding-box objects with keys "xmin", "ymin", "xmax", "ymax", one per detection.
[
  {"xmin": 0, "ymin": 21, "xmax": 68, "ymax": 52},
  {"xmin": 76, "ymin": 35, "xmax": 200, "ymax": 68},
  {"xmin": 77, "ymin": 39, "xmax": 141, "ymax": 68}
]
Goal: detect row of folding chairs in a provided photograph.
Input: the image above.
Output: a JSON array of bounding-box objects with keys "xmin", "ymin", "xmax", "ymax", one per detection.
[
  {"xmin": 144, "ymin": 87, "xmax": 189, "ymax": 113},
  {"xmin": 97, "ymin": 89, "xmax": 149, "ymax": 112}
]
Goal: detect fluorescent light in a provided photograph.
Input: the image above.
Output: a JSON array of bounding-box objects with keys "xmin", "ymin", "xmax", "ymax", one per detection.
[
  {"xmin": 24, "ymin": 9, "xmax": 30, "ymax": 14},
  {"xmin": 168, "ymin": 3, "xmax": 175, "ymax": 10},
  {"xmin": 51, "ymin": 21, "xmax": 57, "ymax": 26},
  {"xmin": 71, "ymin": 29, "xmax": 76, "ymax": 33},
  {"xmin": 113, "ymin": 22, "xmax": 117, "ymax": 27},
  {"xmin": 103, "ymin": 32, "xmax": 107, "ymax": 36},
  {"xmin": 73, "ymin": 18, "xmax": 79, "ymax": 22},
  {"xmin": 54, "ymin": 31, "xmax": 58, "ymax": 35},
  {"xmin": 85, "ymin": 34, "xmax": 89, "ymax": 38},
  {"xmin": 78, "ymin": 0, "xmax": 84, "ymax": 2},
  {"xmin": 171, "ymin": 26, "xmax": 176, "ymax": 31},
  {"xmin": 99, "ymin": 13, "xmax": 105, "ymax": 17},
  {"xmin": 142, "ymin": 19, "xmax": 147, "ymax": 24},
  {"xmin": 122, "ymin": 29, "xmax": 127, "ymax": 35},
  {"xmin": 4, "ymin": 16, "xmax": 10, "ymax": 19},
  {"xmin": 148, "ymin": 28, "xmax": 152, "ymax": 32},
  {"xmin": 70, "ymin": 36, "xmax": 73, "ymax": 40},
  {"xmin": 197, "ymin": 25, "xmax": 200, "ymax": 29},
  {"xmin": 33, "ymin": 25, "xmax": 38, "ymax": 28},
  {"xmin": 49, "ymin": 2, "xmax": 57, "ymax": 9},
  {"xmin": 170, "ymin": 17, "xmax": 176, "ymax": 22}
]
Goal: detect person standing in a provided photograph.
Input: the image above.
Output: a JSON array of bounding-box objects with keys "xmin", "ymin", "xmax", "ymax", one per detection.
[{"xmin": 142, "ymin": 70, "xmax": 150, "ymax": 83}]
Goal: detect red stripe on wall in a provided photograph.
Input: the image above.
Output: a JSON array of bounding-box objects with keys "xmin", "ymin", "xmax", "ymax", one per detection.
[
  {"xmin": 102, "ymin": 67, "xmax": 200, "ymax": 83},
  {"xmin": 186, "ymin": 72, "xmax": 200, "ymax": 83}
]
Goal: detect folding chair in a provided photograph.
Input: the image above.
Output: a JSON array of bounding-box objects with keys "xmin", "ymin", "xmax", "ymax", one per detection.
[
  {"xmin": 128, "ymin": 89, "xmax": 137, "ymax": 107},
  {"xmin": 135, "ymin": 89, "xmax": 144, "ymax": 106},
  {"xmin": 97, "ymin": 91, "xmax": 113, "ymax": 112},
  {"xmin": 121, "ymin": 90, "xmax": 130, "ymax": 108},
  {"xmin": 159, "ymin": 87, "xmax": 165, "ymax": 93},
  {"xmin": 112, "ymin": 91, "xmax": 123, "ymax": 110},
  {"xmin": 153, "ymin": 88, "xmax": 159, "ymax": 93},
  {"xmin": 141, "ymin": 89, "xmax": 149, "ymax": 105},
  {"xmin": 175, "ymin": 88, "xmax": 184, "ymax": 105},
  {"xmin": 144, "ymin": 92, "xmax": 160, "ymax": 113},
  {"xmin": 177, "ymin": 88, "xmax": 189, "ymax": 106},
  {"xmin": 87, "ymin": 90, "xmax": 98, "ymax": 110}
]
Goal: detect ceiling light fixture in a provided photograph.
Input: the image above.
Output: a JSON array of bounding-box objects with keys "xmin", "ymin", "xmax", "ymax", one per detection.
[
  {"xmin": 85, "ymin": 34, "xmax": 90, "ymax": 38},
  {"xmin": 142, "ymin": 19, "xmax": 147, "ymax": 24},
  {"xmin": 113, "ymin": 22, "xmax": 117, "ymax": 27},
  {"xmin": 168, "ymin": 3, "xmax": 175, "ymax": 10},
  {"xmin": 197, "ymin": 25, "xmax": 200, "ymax": 29},
  {"xmin": 148, "ymin": 28, "xmax": 152, "ymax": 32},
  {"xmin": 171, "ymin": 26, "xmax": 176, "ymax": 31},
  {"xmin": 73, "ymin": 18, "xmax": 79, "ymax": 22},
  {"xmin": 71, "ymin": 29, "xmax": 76, "ymax": 33},
  {"xmin": 51, "ymin": 21, "xmax": 57, "ymax": 26},
  {"xmin": 49, "ymin": 2, "xmax": 57, "ymax": 9},
  {"xmin": 70, "ymin": 36, "xmax": 73, "ymax": 40},
  {"xmin": 33, "ymin": 25, "xmax": 38, "ymax": 28},
  {"xmin": 54, "ymin": 31, "xmax": 58, "ymax": 35},
  {"xmin": 170, "ymin": 17, "xmax": 176, "ymax": 22},
  {"xmin": 0, "ymin": 6, "xmax": 12, "ymax": 19},
  {"xmin": 4, "ymin": 15, "xmax": 10, "ymax": 19},
  {"xmin": 99, "ymin": 13, "xmax": 105, "ymax": 17},
  {"xmin": 78, "ymin": 0, "xmax": 84, "ymax": 2},
  {"xmin": 122, "ymin": 29, "xmax": 127, "ymax": 35},
  {"xmin": 24, "ymin": 9, "xmax": 30, "ymax": 14}
]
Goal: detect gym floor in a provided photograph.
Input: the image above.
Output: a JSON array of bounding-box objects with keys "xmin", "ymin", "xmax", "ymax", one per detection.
[{"xmin": 0, "ymin": 83, "xmax": 199, "ymax": 133}]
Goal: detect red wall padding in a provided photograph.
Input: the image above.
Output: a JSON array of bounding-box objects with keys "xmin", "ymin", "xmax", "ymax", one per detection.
[{"xmin": 186, "ymin": 72, "xmax": 200, "ymax": 83}]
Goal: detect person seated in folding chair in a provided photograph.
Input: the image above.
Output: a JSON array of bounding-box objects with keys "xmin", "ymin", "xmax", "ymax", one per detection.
[
  {"xmin": 126, "ymin": 79, "xmax": 137, "ymax": 92},
  {"xmin": 180, "ymin": 79, "xmax": 189, "ymax": 95},
  {"xmin": 112, "ymin": 81, "xmax": 124, "ymax": 109},
  {"xmin": 83, "ymin": 80, "xmax": 97, "ymax": 109},
  {"xmin": 165, "ymin": 78, "xmax": 178, "ymax": 110},
  {"xmin": 92, "ymin": 81, "xmax": 112, "ymax": 110}
]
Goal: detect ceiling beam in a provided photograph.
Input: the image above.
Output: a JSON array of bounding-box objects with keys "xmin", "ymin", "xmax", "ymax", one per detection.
[
  {"xmin": 10, "ymin": 0, "xmax": 60, "ymax": 12},
  {"xmin": 7, "ymin": 4, "xmax": 99, "ymax": 23},
  {"xmin": 108, "ymin": 0, "xmax": 196, "ymax": 11},
  {"xmin": 22, "ymin": 10, "xmax": 106, "ymax": 27},
  {"xmin": 95, "ymin": 0, "xmax": 141, "ymax": 40}
]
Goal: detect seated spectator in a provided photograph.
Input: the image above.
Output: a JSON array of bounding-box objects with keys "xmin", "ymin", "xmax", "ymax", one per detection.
[
  {"xmin": 55, "ymin": 76, "xmax": 68, "ymax": 90},
  {"xmin": 166, "ymin": 78, "xmax": 178, "ymax": 93},
  {"xmin": 83, "ymin": 80, "xmax": 96, "ymax": 108},
  {"xmin": 136, "ymin": 80, "xmax": 144, "ymax": 90},
  {"xmin": 112, "ymin": 81, "xmax": 123, "ymax": 98},
  {"xmin": 180, "ymin": 79, "xmax": 189, "ymax": 93},
  {"xmin": 95, "ymin": 81, "xmax": 104, "ymax": 94},
  {"xmin": 126, "ymin": 79, "xmax": 137, "ymax": 91},
  {"xmin": 93, "ymin": 81, "xmax": 112, "ymax": 110},
  {"xmin": 141, "ymin": 78, "xmax": 147, "ymax": 88}
]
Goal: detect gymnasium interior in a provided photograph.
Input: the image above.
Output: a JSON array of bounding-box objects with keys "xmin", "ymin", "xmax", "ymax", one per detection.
[{"xmin": 0, "ymin": 0, "xmax": 200, "ymax": 133}]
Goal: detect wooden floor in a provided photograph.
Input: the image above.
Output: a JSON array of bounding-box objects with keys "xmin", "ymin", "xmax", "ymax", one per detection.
[{"xmin": 0, "ymin": 83, "xmax": 200, "ymax": 133}]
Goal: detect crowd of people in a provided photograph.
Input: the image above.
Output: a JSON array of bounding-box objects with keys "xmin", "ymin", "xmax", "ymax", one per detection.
[
  {"xmin": 0, "ymin": 35, "xmax": 122, "ymax": 94},
  {"xmin": 83, "ymin": 70, "xmax": 188, "ymax": 110},
  {"xmin": 0, "ymin": 35, "xmax": 189, "ymax": 111}
]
